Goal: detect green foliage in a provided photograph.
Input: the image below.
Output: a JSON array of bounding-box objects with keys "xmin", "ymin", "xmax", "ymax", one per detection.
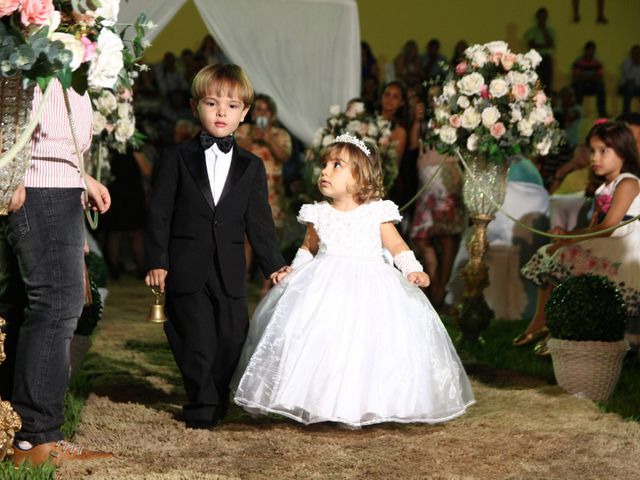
[
  {"xmin": 545, "ymin": 274, "xmax": 628, "ymax": 342},
  {"xmin": 74, "ymin": 280, "xmax": 102, "ymax": 336},
  {"xmin": 86, "ymin": 251, "xmax": 108, "ymax": 288},
  {"xmin": 0, "ymin": 459, "xmax": 55, "ymax": 479}
]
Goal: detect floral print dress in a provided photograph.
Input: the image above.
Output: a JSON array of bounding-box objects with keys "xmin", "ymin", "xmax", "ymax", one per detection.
[{"xmin": 521, "ymin": 173, "xmax": 640, "ymax": 315}]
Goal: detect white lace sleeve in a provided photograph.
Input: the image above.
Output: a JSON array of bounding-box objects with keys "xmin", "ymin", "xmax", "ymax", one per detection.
[
  {"xmin": 377, "ymin": 200, "xmax": 402, "ymax": 224},
  {"xmin": 297, "ymin": 203, "xmax": 318, "ymax": 225}
]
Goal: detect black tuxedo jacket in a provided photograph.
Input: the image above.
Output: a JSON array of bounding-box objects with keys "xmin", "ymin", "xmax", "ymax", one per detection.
[{"xmin": 144, "ymin": 136, "xmax": 286, "ymax": 297}]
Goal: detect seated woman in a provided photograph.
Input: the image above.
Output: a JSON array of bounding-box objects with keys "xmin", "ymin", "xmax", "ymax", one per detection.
[{"xmin": 516, "ymin": 121, "xmax": 640, "ymax": 353}]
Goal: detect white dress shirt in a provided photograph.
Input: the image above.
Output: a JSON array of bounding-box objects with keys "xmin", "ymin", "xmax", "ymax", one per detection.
[{"xmin": 205, "ymin": 143, "xmax": 233, "ymax": 205}]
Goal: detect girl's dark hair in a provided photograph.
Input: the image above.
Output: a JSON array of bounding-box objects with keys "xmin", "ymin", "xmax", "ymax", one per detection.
[
  {"xmin": 586, "ymin": 121, "xmax": 640, "ymax": 176},
  {"xmin": 381, "ymin": 81, "xmax": 409, "ymax": 129}
]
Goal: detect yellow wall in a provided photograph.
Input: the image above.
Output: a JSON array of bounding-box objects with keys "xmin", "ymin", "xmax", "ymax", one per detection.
[
  {"xmin": 358, "ymin": 0, "xmax": 640, "ymax": 117},
  {"xmin": 144, "ymin": 0, "xmax": 640, "ymax": 117}
]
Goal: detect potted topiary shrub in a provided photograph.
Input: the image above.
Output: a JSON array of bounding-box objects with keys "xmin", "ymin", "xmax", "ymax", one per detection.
[{"xmin": 545, "ymin": 274, "xmax": 629, "ymax": 402}]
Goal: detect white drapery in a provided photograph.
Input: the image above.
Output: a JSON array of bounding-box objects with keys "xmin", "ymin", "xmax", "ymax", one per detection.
[{"xmin": 119, "ymin": 0, "xmax": 361, "ymax": 144}]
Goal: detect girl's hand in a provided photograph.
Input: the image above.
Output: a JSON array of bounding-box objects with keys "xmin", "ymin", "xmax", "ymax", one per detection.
[
  {"xmin": 407, "ymin": 271, "xmax": 430, "ymax": 287},
  {"xmin": 270, "ymin": 265, "xmax": 292, "ymax": 285}
]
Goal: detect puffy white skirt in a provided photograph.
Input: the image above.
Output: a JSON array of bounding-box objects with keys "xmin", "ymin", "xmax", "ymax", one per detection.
[{"xmin": 232, "ymin": 254, "xmax": 475, "ymax": 427}]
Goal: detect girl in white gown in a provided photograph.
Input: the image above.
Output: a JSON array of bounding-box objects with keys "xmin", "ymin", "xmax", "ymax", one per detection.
[{"xmin": 232, "ymin": 134, "xmax": 474, "ymax": 427}]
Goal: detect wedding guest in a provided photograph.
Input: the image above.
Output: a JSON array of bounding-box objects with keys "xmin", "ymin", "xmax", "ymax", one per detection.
[
  {"xmin": 525, "ymin": 7, "xmax": 555, "ymax": 94},
  {"xmin": 361, "ymin": 41, "xmax": 379, "ymax": 84},
  {"xmin": 620, "ymin": 45, "xmax": 640, "ymax": 114},
  {"xmin": 450, "ymin": 40, "xmax": 469, "ymax": 68},
  {"xmin": 236, "ymin": 94, "xmax": 292, "ymax": 295},
  {"xmin": 153, "ymin": 52, "xmax": 188, "ymax": 97},
  {"xmin": 617, "ymin": 112, "xmax": 640, "ymax": 153},
  {"xmin": 553, "ymin": 86, "xmax": 584, "ymax": 150},
  {"xmin": 421, "ymin": 39, "xmax": 448, "ymax": 83},
  {"xmin": 394, "ymin": 40, "xmax": 422, "ymax": 86},
  {"xmin": 379, "ymin": 81, "xmax": 408, "ymax": 161},
  {"xmin": 145, "ymin": 64, "xmax": 287, "ymax": 429},
  {"xmin": 197, "ymin": 34, "xmax": 227, "ymax": 66},
  {"xmin": 0, "ymin": 80, "xmax": 113, "ymax": 466},
  {"xmin": 572, "ymin": 0, "xmax": 608, "ymax": 23},
  {"xmin": 517, "ymin": 122, "xmax": 640, "ymax": 354},
  {"xmin": 572, "ymin": 41, "xmax": 607, "ymax": 117}
]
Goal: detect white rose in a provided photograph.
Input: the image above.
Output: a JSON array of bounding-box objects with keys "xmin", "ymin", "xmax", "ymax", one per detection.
[
  {"xmin": 442, "ymin": 82, "xmax": 456, "ymax": 98},
  {"xmin": 92, "ymin": 111, "xmax": 107, "ymax": 135},
  {"xmin": 524, "ymin": 49, "xmax": 543, "ymax": 69},
  {"xmin": 88, "ymin": 29, "xmax": 124, "ymax": 89},
  {"xmin": 485, "ymin": 41, "xmax": 509, "ymax": 55},
  {"xmin": 467, "ymin": 133, "xmax": 479, "ymax": 151},
  {"xmin": 481, "ymin": 106, "xmax": 501, "ymax": 128},
  {"xmin": 507, "ymin": 71, "xmax": 528, "ymax": 86},
  {"xmin": 329, "ymin": 104, "xmax": 341, "ymax": 116},
  {"xmin": 439, "ymin": 125, "xmax": 457, "ymax": 145},
  {"xmin": 321, "ymin": 135, "xmax": 334, "ymax": 147},
  {"xmin": 117, "ymin": 102, "xmax": 131, "ymax": 120},
  {"xmin": 536, "ymin": 135, "xmax": 552, "ymax": 156},
  {"xmin": 489, "ymin": 78, "xmax": 509, "ymax": 98},
  {"xmin": 460, "ymin": 107, "xmax": 481, "ymax": 130},
  {"xmin": 457, "ymin": 72, "xmax": 485, "ymax": 96},
  {"xmin": 367, "ymin": 123, "xmax": 379, "ymax": 137},
  {"xmin": 526, "ymin": 70, "xmax": 539, "ymax": 85},
  {"xmin": 510, "ymin": 106, "xmax": 522, "ymax": 123},
  {"xmin": 531, "ymin": 106, "xmax": 550, "ymax": 124},
  {"xmin": 515, "ymin": 53, "xmax": 531, "ymax": 70},
  {"xmin": 313, "ymin": 129, "xmax": 323, "ymax": 146},
  {"xmin": 95, "ymin": 0, "xmax": 120, "ymax": 26},
  {"xmin": 96, "ymin": 90, "xmax": 117, "ymax": 114},
  {"xmin": 457, "ymin": 95, "xmax": 470, "ymax": 109},
  {"xmin": 470, "ymin": 50, "xmax": 487, "ymax": 68},
  {"xmin": 435, "ymin": 107, "xmax": 450, "ymax": 123},
  {"xmin": 518, "ymin": 118, "xmax": 534, "ymax": 137},
  {"xmin": 50, "ymin": 32, "xmax": 84, "ymax": 71},
  {"xmin": 346, "ymin": 120, "xmax": 361, "ymax": 133},
  {"xmin": 115, "ymin": 117, "xmax": 135, "ymax": 143}
]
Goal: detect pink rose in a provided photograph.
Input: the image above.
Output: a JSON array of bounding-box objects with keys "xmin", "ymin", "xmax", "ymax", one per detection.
[
  {"xmin": 119, "ymin": 88, "xmax": 132, "ymax": 100},
  {"xmin": 544, "ymin": 114, "xmax": 554, "ymax": 126},
  {"xmin": 480, "ymin": 85, "xmax": 489, "ymax": 99},
  {"xmin": 455, "ymin": 62, "xmax": 468, "ymax": 75},
  {"xmin": 512, "ymin": 83, "xmax": 529, "ymax": 101},
  {"xmin": 449, "ymin": 114, "xmax": 462, "ymax": 128},
  {"xmin": 20, "ymin": 0, "xmax": 54, "ymax": 26},
  {"xmin": 490, "ymin": 122, "xmax": 506, "ymax": 139},
  {"xmin": 534, "ymin": 90, "xmax": 547, "ymax": 107},
  {"xmin": 501, "ymin": 53, "xmax": 516, "ymax": 70},
  {"xmin": 81, "ymin": 36, "xmax": 97, "ymax": 63},
  {"xmin": 379, "ymin": 136, "xmax": 390, "ymax": 147},
  {"xmin": 0, "ymin": 0, "xmax": 20, "ymax": 17},
  {"xmin": 490, "ymin": 52, "xmax": 503, "ymax": 65}
]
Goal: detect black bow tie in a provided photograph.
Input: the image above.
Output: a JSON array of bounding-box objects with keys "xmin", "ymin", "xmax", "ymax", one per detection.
[{"xmin": 200, "ymin": 132, "xmax": 235, "ymax": 153}]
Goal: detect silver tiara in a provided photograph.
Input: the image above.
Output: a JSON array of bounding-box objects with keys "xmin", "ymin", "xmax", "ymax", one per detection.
[{"xmin": 332, "ymin": 133, "xmax": 371, "ymax": 157}]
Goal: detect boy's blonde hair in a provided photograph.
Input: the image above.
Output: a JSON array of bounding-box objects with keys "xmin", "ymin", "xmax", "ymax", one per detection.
[
  {"xmin": 191, "ymin": 63, "xmax": 254, "ymax": 106},
  {"xmin": 320, "ymin": 142, "xmax": 385, "ymax": 204}
]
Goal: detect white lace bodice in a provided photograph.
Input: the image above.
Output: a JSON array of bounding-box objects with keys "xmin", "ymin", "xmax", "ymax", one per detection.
[{"xmin": 297, "ymin": 200, "xmax": 402, "ymax": 258}]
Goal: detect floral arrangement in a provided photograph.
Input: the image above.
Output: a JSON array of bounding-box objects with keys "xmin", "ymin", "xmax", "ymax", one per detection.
[
  {"xmin": 426, "ymin": 41, "xmax": 562, "ymax": 163},
  {"xmin": 308, "ymin": 101, "xmax": 398, "ymax": 192},
  {"xmin": 0, "ymin": 0, "xmax": 151, "ymax": 93}
]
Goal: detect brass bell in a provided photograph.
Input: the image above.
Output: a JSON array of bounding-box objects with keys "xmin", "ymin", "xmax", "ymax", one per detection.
[{"xmin": 146, "ymin": 287, "xmax": 167, "ymax": 323}]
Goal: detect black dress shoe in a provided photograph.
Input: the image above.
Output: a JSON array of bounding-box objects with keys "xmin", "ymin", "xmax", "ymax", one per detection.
[{"xmin": 185, "ymin": 419, "xmax": 218, "ymax": 430}]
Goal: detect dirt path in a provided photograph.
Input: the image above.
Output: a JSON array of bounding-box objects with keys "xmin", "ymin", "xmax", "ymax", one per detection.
[{"xmin": 59, "ymin": 278, "xmax": 640, "ymax": 479}]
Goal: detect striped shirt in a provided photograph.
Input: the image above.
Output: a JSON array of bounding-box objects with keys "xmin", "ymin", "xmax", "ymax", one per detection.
[{"xmin": 24, "ymin": 80, "xmax": 93, "ymax": 188}]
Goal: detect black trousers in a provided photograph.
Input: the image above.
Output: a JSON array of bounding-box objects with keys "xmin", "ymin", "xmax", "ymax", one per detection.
[{"xmin": 164, "ymin": 262, "xmax": 248, "ymax": 424}]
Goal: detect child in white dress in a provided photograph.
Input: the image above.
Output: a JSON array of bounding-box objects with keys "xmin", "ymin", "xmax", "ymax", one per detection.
[{"xmin": 232, "ymin": 133, "xmax": 475, "ymax": 427}]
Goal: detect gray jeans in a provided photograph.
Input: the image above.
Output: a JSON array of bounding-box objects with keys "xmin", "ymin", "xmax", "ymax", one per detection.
[{"xmin": 0, "ymin": 188, "xmax": 85, "ymax": 445}]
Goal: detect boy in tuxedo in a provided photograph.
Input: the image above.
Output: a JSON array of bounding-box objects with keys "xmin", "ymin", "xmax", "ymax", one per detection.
[{"xmin": 145, "ymin": 64, "xmax": 286, "ymax": 429}]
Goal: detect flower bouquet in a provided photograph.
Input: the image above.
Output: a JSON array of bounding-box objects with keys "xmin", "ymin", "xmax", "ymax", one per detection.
[
  {"xmin": 0, "ymin": 1, "xmax": 151, "ymax": 197},
  {"xmin": 426, "ymin": 40, "xmax": 562, "ymax": 163},
  {"xmin": 305, "ymin": 101, "xmax": 399, "ymax": 197}
]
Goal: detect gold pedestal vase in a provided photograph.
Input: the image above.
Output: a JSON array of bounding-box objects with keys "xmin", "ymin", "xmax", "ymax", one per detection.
[{"xmin": 455, "ymin": 155, "xmax": 508, "ymax": 348}]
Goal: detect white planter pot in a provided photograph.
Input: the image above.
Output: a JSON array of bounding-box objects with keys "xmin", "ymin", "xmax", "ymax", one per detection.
[{"xmin": 548, "ymin": 338, "xmax": 629, "ymax": 402}]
